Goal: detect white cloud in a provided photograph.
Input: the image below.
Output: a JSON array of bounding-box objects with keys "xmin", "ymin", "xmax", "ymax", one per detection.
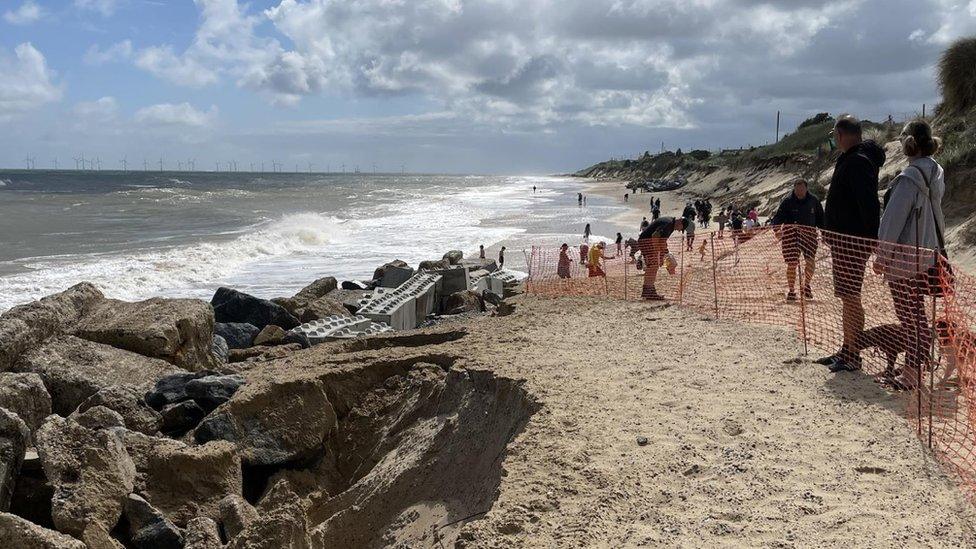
[
  {"xmin": 0, "ymin": 42, "xmax": 62, "ymax": 121},
  {"xmin": 4, "ymin": 1, "xmax": 43, "ymax": 25},
  {"xmin": 134, "ymin": 102, "xmax": 218, "ymax": 127},
  {"xmin": 73, "ymin": 96, "xmax": 119, "ymax": 119},
  {"xmin": 74, "ymin": 0, "xmax": 123, "ymax": 17},
  {"xmin": 84, "ymin": 40, "xmax": 133, "ymax": 65},
  {"xmin": 135, "ymin": 46, "xmax": 219, "ymax": 87}
]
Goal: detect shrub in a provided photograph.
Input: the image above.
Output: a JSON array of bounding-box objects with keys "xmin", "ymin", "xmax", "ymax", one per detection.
[
  {"xmin": 798, "ymin": 113, "xmax": 832, "ymax": 130},
  {"xmin": 938, "ymin": 37, "xmax": 976, "ymax": 116}
]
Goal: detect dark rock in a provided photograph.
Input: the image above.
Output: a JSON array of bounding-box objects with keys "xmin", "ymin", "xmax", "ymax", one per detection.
[
  {"xmin": 0, "ymin": 372, "xmax": 52, "ymax": 433},
  {"xmin": 160, "ymin": 400, "xmax": 206, "ymax": 436},
  {"xmin": 124, "ymin": 494, "xmax": 184, "ymax": 549},
  {"xmin": 145, "ymin": 371, "xmax": 215, "ymax": 410},
  {"xmin": 340, "ymin": 280, "xmax": 369, "ymax": 290},
  {"xmin": 0, "ymin": 512, "xmax": 86, "ymax": 548},
  {"xmin": 296, "ymin": 296, "xmax": 350, "ymax": 323},
  {"xmin": 210, "ymin": 288, "xmax": 299, "ymax": 331},
  {"xmin": 13, "ymin": 335, "xmax": 181, "ymax": 416},
  {"xmin": 78, "ymin": 385, "xmax": 162, "ymax": 435},
  {"xmin": 0, "ymin": 408, "xmax": 29, "ymax": 511},
  {"xmin": 211, "ymin": 335, "xmax": 229, "ymax": 364},
  {"xmin": 252, "ymin": 325, "xmax": 286, "ymax": 347},
  {"xmin": 73, "ymin": 297, "xmax": 218, "ymax": 371},
  {"xmin": 0, "ymin": 282, "xmax": 105, "ymax": 372},
  {"xmin": 185, "ymin": 374, "xmax": 245, "ymax": 410},
  {"xmin": 418, "ymin": 259, "xmax": 451, "ymax": 271},
  {"xmin": 371, "ymin": 260, "xmax": 408, "ymax": 282},
  {"xmin": 444, "ymin": 290, "xmax": 484, "ymax": 315},
  {"xmin": 281, "ymin": 330, "xmax": 311, "ymax": 349},
  {"xmin": 214, "ymin": 322, "xmax": 259, "ymax": 350},
  {"xmin": 293, "ymin": 277, "xmax": 338, "ymax": 304},
  {"xmin": 442, "ymin": 250, "xmax": 464, "ymax": 265}
]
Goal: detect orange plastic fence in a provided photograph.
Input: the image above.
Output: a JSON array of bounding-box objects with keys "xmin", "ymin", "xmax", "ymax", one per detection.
[{"xmin": 526, "ymin": 225, "xmax": 976, "ymax": 501}]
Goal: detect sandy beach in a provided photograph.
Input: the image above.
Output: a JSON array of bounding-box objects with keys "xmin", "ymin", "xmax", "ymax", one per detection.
[{"xmin": 585, "ymin": 179, "xmax": 697, "ymax": 237}]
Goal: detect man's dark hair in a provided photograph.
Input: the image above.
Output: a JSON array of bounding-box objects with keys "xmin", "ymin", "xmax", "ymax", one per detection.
[{"xmin": 833, "ymin": 114, "xmax": 862, "ymax": 136}]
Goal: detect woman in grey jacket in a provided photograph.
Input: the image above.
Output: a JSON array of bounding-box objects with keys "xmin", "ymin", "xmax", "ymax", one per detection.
[{"xmin": 874, "ymin": 120, "xmax": 945, "ymax": 389}]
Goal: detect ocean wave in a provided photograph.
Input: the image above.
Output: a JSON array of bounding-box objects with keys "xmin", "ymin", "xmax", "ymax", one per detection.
[{"xmin": 0, "ymin": 179, "xmax": 8, "ymax": 187}]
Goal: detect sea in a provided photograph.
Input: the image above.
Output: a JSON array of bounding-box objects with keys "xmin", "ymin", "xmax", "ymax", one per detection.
[{"xmin": 0, "ymin": 170, "xmax": 637, "ymax": 312}]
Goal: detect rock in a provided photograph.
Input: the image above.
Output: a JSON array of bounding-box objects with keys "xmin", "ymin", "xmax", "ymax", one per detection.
[
  {"xmin": 219, "ymin": 494, "xmax": 259, "ymax": 540},
  {"xmin": 281, "ymin": 330, "xmax": 311, "ymax": 349},
  {"xmin": 444, "ymin": 290, "xmax": 484, "ymax": 315},
  {"xmin": 143, "ymin": 441, "xmax": 242, "ymax": 526},
  {"xmin": 109, "ymin": 429, "xmax": 186, "ymax": 493},
  {"xmin": 0, "ymin": 511, "xmax": 87, "ymax": 548},
  {"xmin": 184, "ymin": 517, "xmax": 222, "ymax": 549},
  {"xmin": 214, "ymin": 322, "xmax": 260, "ymax": 350},
  {"xmin": 35, "ymin": 415, "xmax": 136, "ymax": 541},
  {"xmin": 269, "ymin": 297, "xmax": 301, "ymax": 315},
  {"xmin": 194, "ymin": 378, "xmax": 336, "ymax": 466},
  {"xmin": 296, "ymin": 296, "xmax": 349, "ymax": 323},
  {"xmin": 461, "ymin": 257, "xmax": 498, "ymax": 273},
  {"xmin": 79, "ymin": 385, "xmax": 161, "ymax": 435},
  {"xmin": 70, "ymin": 405, "xmax": 125, "ymax": 431},
  {"xmin": 371, "ymin": 260, "xmax": 408, "ymax": 282},
  {"xmin": 0, "ymin": 282, "xmax": 105, "ymax": 372},
  {"xmin": 293, "ymin": 277, "xmax": 338, "ymax": 304},
  {"xmin": 211, "ymin": 335, "xmax": 229, "ymax": 364},
  {"xmin": 418, "ymin": 259, "xmax": 451, "ymax": 271},
  {"xmin": 493, "ymin": 301, "xmax": 517, "ymax": 317},
  {"xmin": 326, "ymin": 289, "xmax": 368, "ymax": 314},
  {"xmin": 73, "ymin": 297, "xmax": 218, "ymax": 371},
  {"xmin": 186, "ymin": 374, "xmax": 246, "ymax": 410},
  {"xmin": 7, "ymin": 454, "xmax": 52, "ymax": 528},
  {"xmin": 160, "ymin": 400, "xmax": 206, "ymax": 436},
  {"xmin": 379, "ymin": 265, "xmax": 415, "ymax": 289},
  {"xmin": 124, "ymin": 494, "xmax": 184, "ymax": 549},
  {"xmin": 227, "ymin": 344, "xmax": 303, "ymax": 364},
  {"xmin": 0, "ymin": 408, "xmax": 29, "ymax": 511},
  {"xmin": 252, "ymin": 325, "xmax": 286, "ymax": 346},
  {"xmin": 0, "ymin": 372, "xmax": 52, "ymax": 433},
  {"xmin": 211, "ymin": 288, "xmax": 299, "ymax": 331},
  {"xmin": 443, "ymin": 250, "xmax": 464, "ymax": 265},
  {"xmin": 144, "ymin": 371, "xmax": 216, "ymax": 410},
  {"xmin": 228, "ymin": 480, "xmax": 311, "ymax": 549},
  {"xmin": 340, "ymin": 280, "xmax": 369, "ymax": 290},
  {"xmin": 13, "ymin": 335, "xmax": 181, "ymax": 416}
]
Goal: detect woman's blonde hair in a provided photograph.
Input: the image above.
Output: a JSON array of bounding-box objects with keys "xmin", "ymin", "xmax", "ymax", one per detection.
[{"xmin": 901, "ymin": 119, "xmax": 942, "ymax": 157}]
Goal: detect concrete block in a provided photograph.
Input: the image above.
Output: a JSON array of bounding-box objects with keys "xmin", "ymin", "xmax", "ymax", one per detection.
[
  {"xmin": 291, "ymin": 315, "xmax": 372, "ymax": 345},
  {"xmin": 357, "ymin": 288, "xmax": 418, "ymax": 331},
  {"xmin": 434, "ymin": 266, "xmax": 470, "ymax": 295},
  {"xmin": 490, "ymin": 270, "xmax": 520, "ymax": 288},
  {"xmin": 379, "ymin": 265, "xmax": 415, "ymax": 288},
  {"xmin": 397, "ymin": 273, "xmax": 441, "ymax": 320}
]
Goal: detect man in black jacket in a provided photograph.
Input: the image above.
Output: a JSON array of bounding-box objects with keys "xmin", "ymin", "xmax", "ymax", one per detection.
[
  {"xmin": 637, "ymin": 216, "xmax": 685, "ymax": 300},
  {"xmin": 820, "ymin": 114, "xmax": 886, "ymax": 372},
  {"xmin": 771, "ymin": 178, "xmax": 824, "ymax": 301}
]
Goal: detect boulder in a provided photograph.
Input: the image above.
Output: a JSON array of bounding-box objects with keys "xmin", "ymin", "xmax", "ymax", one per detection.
[
  {"xmin": 145, "ymin": 371, "xmax": 216, "ymax": 410},
  {"xmin": 371, "ymin": 260, "xmax": 409, "ymax": 282},
  {"xmin": 34, "ymin": 415, "xmax": 136, "ymax": 541},
  {"xmin": 78, "ymin": 385, "xmax": 161, "ymax": 435},
  {"xmin": 185, "ymin": 374, "xmax": 246, "ymax": 410},
  {"xmin": 0, "ymin": 372, "xmax": 52, "ymax": 433},
  {"xmin": 227, "ymin": 344, "xmax": 303, "ymax": 364},
  {"xmin": 70, "ymin": 405, "xmax": 125, "ymax": 431},
  {"xmin": 281, "ymin": 330, "xmax": 311, "ymax": 349},
  {"xmin": 269, "ymin": 297, "xmax": 301, "ymax": 315},
  {"xmin": 108, "ymin": 429, "xmax": 186, "ymax": 492},
  {"xmin": 7, "ymin": 451, "xmax": 53, "ymax": 528},
  {"xmin": 227, "ymin": 480, "xmax": 311, "ymax": 549},
  {"xmin": 252, "ymin": 325, "xmax": 286, "ymax": 347},
  {"xmin": 339, "ymin": 280, "xmax": 369, "ymax": 290},
  {"xmin": 143, "ymin": 441, "xmax": 242, "ymax": 526},
  {"xmin": 444, "ymin": 290, "xmax": 484, "ymax": 315},
  {"xmin": 214, "ymin": 323, "xmax": 260, "ymax": 350},
  {"xmin": 326, "ymin": 289, "xmax": 368, "ymax": 314},
  {"xmin": 0, "ymin": 282, "xmax": 104, "ymax": 372},
  {"xmin": 13, "ymin": 335, "xmax": 181, "ymax": 416},
  {"xmin": 293, "ymin": 277, "xmax": 338, "ymax": 304},
  {"xmin": 461, "ymin": 257, "xmax": 498, "ymax": 273},
  {"xmin": 73, "ymin": 297, "xmax": 218, "ymax": 371},
  {"xmin": 184, "ymin": 517, "xmax": 222, "ymax": 549},
  {"xmin": 211, "ymin": 288, "xmax": 299, "ymax": 331},
  {"xmin": 0, "ymin": 511, "xmax": 87, "ymax": 549},
  {"xmin": 418, "ymin": 259, "xmax": 451, "ymax": 271},
  {"xmin": 0, "ymin": 408, "xmax": 29, "ymax": 511},
  {"xmin": 218, "ymin": 494, "xmax": 259, "ymax": 540},
  {"xmin": 296, "ymin": 297, "xmax": 349, "ymax": 323},
  {"xmin": 160, "ymin": 401, "xmax": 206, "ymax": 436},
  {"xmin": 442, "ymin": 250, "xmax": 464, "ymax": 265},
  {"xmin": 211, "ymin": 335, "xmax": 229, "ymax": 364},
  {"xmin": 124, "ymin": 494, "xmax": 184, "ymax": 549},
  {"xmin": 194, "ymin": 378, "xmax": 336, "ymax": 466}
]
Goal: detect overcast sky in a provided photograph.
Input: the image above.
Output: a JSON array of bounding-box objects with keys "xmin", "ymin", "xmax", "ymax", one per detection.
[{"xmin": 1, "ymin": 0, "xmax": 975, "ymax": 174}]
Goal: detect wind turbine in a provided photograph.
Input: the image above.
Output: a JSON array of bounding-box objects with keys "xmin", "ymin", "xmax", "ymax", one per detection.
[
  {"xmin": 187, "ymin": 158, "xmax": 196, "ymax": 171},
  {"xmin": 95, "ymin": 157, "xmax": 102, "ymax": 171},
  {"xmin": 178, "ymin": 161, "xmax": 183, "ymax": 171},
  {"xmin": 307, "ymin": 162, "xmax": 312, "ymax": 174},
  {"xmin": 341, "ymin": 163, "xmax": 345, "ymax": 173},
  {"xmin": 143, "ymin": 159, "xmax": 149, "ymax": 172},
  {"xmin": 52, "ymin": 157, "xmax": 58, "ymax": 170},
  {"xmin": 120, "ymin": 157, "xmax": 127, "ymax": 172},
  {"xmin": 215, "ymin": 161, "xmax": 220, "ymax": 172},
  {"xmin": 372, "ymin": 163, "xmax": 377, "ymax": 174},
  {"xmin": 24, "ymin": 154, "xmax": 34, "ymax": 170},
  {"xmin": 158, "ymin": 157, "xmax": 163, "ymax": 172},
  {"xmin": 261, "ymin": 161, "xmax": 265, "ymax": 173},
  {"xmin": 250, "ymin": 162, "xmax": 254, "ymax": 172}
]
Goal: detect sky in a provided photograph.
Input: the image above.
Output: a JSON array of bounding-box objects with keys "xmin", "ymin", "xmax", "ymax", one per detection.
[{"xmin": 0, "ymin": 0, "xmax": 975, "ymax": 174}]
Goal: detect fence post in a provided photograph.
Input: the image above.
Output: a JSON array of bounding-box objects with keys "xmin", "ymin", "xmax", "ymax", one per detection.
[
  {"xmin": 928, "ymin": 292, "xmax": 937, "ymax": 448},
  {"xmin": 710, "ymin": 234, "xmax": 719, "ymax": 318},
  {"xmin": 624, "ymin": 251, "xmax": 629, "ymax": 301},
  {"xmin": 799, "ymin": 237, "xmax": 809, "ymax": 356},
  {"xmin": 678, "ymin": 238, "xmax": 685, "ymax": 305}
]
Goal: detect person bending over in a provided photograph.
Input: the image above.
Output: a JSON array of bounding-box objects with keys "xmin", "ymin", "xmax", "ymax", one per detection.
[
  {"xmin": 588, "ymin": 242, "xmax": 614, "ymax": 277},
  {"xmin": 771, "ymin": 178, "xmax": 824, "ymax": 302},
  {"xmin": 637, "ymin": 216, "xmax": 685, "ymax": 300}
]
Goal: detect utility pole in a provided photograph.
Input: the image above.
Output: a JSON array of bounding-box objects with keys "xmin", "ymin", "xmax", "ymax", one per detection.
[
  {"xmin": 775, "ymin": 110, "xmax": 781, "ymax": 143},
  {"xmin": 922, "ymin": 103, "xmax": 926, "ymax": 118}
]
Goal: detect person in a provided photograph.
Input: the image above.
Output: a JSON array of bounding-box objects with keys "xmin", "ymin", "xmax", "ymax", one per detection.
[
  {"xmin": 587, "ymin": 242, "xmax": 614, "ymax": 277},
  {"xmin": 479, "ymin": 244, "xmax": 485, "ymax": 259},
  {"xmin": 533, "ymin": 185, "xmax": 537, "ymax": 194},
  {"xmin": 557, "ymin": 243, "xmax": 572, "ymax": 279},
  {"xmin": 770, "ymin": 178, "xmax": 824, "ymax": 301},
  {"xmin": 626, "ymin": 237, "xmax": 639, "ymax": 262},
  {"xmin": 624, "ymin": 193, "xmax": 629, "ymax": 202},
  {"xmin": 716, "ymin": 209, "xmax": 729, "ymax": 239},
  {"xmin": 579, "ymin": 242, "xmax": 589, "ymax": 265},
  {"xmin": 818, "ymin": 114, "xmax": 886, "ymax": 372},
  {"xmin": 747, "ymin": 207, "xmax": 759, "ymax": 224},
  {"xmin": 683, "ymin": 202, "xmax": 696, "ymax": 221},
  {"xmin": 498, "ymin": 246, "xmax": 506, "ymax": 269},
  {"xmin": 684, "ymin": 215, "xmax": 696, "ymax": 251},
  {"xmin": 874, "ymin": 120, "xmax": 945, "ymax": 389},
  {"xmin": 655, "ymin": 198, "xmax": 661, "ymax": 209},
  {"xmin": 578, "ymin": 192, "xmax": 583, "ymax": 206},
  {"xmin": 637, "ymin": 216, "xmax": 685, "ymax": 300},
  {"xmin": 640, "ymin": 217, "xmax": 649, "ymax": 232},
  {"xmin": 583, "ymin": 195, "xmax": 587, "ymax": 206},
  {"xmin": 651, "ymin": 203, "xmax": 661, "ymax": 221},
  {"xmin": 729, "ymin": 209, "xmax": 744, "ymax": 243},
  {"xmin": 583, "ymin": 223, "xmax": 592, "ymax": 242},
  {"xmin": 615, "ymin": 232, "xmax": 623, "ymax": 255}
]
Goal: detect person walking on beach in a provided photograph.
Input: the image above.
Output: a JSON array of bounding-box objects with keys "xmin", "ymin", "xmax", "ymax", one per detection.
[
  {"xmin": 615, "ymin": 232, "xmax": 623, "ymax": 255},
  {"xmin": 583, "ymin": 223, "xmax": 592, "ymax": 242},
  {"xmin": 640, "ymin": 217, "xmax": 649, "ymax": 233},
  {"xmin": 583, "ymin": 195, "xmax": 587, "ymax": 206},
  {"xmin": 578, "ymin": 192, "xmax": 583, "ymax": 206},
  {"xmin": 637, "ymin": 216, "xmax": 685, "ymax": 300},
  {"xmin": 818, "ymin": 114, "xmax": 886, "ymax": 373},
  {"xmin": 479, "ymin": 244, "xmax": 485, "ymax": 259},
  {"xmin": 874, "ymin": 120, "xmax": 945, "ymax": 389},
  {"xmin": 651, "ymin": 203, "xmax": 661, "ymax": 221},
  {"xmin": 716, "ymin": 209, "xmax": 729, "ymax": 238},
  {"xmin": 624, "ymin": 193, "xmax": 629, "ymax": 202},
  {"xmin": 498, "ymin": 246, "xmax": 506, "ymax": 269},
  {"xmin": 588, "ymin": 242, "xmax": 614, "ymax": 277},
  {"xmin": 557, "ymin": 243, "xmax": 572, "ymax": 279},
  {"xmin": 771, "ymin": 178, "xmax": 824, "ymax": 302},
  {"xmin": 533, "ymin": 185, "xmax": 537, "ymax": 194},
  {"xmin": 684, "ymin": 216, "xmax": 696, "ymax": 251},
  {"xmin": 579, "ymin": 242, "xmax": 589, "ymax": 265}
]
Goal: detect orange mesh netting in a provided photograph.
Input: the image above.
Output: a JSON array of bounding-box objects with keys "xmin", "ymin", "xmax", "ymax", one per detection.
[{"xmin": 526, "ymin": 225, "xmax": 976, "ymax": 500}]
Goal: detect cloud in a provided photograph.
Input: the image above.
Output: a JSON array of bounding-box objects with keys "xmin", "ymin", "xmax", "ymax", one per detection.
[
  {"xmin": 135, "ymin": 46, "xmax": 219, "ymax": 87},
  {"xmin": 0, "ymin": 42, "xmax": 62, "ymax": 121},
  {"xmin": 4, "ymin": 1, "xmax": 43, "ymax": 25},
  {"xmin": 134, "ymin": 102, "xmax": 218, "ymax": 127},
  {"xmin": 74, "ymin": 0, "xmax": 123, "ymax": 17},
  {"xmin": 84, "ymin": 40, "xmax": 133, "ymax": 65},
  {"xmin": 73, "ymin": 96, "xmax": 119, "ymax": 119}
]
